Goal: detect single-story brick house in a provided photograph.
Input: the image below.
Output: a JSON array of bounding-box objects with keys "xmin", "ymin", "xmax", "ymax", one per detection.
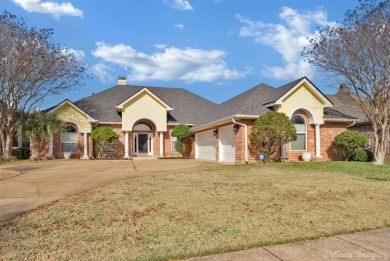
[{"xmin": 42, "ymin": 76, "xmax": 370, "ymax": 163}]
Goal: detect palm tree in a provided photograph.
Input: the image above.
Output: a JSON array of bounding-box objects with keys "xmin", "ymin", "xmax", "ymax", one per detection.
[{"xmin": 18, "ymin": 112, "xmax": 65, "ymax": 159}]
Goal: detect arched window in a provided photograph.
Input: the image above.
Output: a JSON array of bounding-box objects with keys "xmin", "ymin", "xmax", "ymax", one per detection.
[
  {"xmin": 291, "ymin": 115, "xmax": 306, "ymax": 151},
  {"xmin": 133, "ymin": 122, "xmax": 152, "ymax": 131},
  {"xmin": 60, "ymin": 126, "xmax": 78, "ymax": 152}
]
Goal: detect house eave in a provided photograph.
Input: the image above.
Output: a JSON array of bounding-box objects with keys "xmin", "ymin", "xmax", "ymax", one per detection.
[
  {"xmin": 323, "ymin": 118, "xmax": 360, "ymax": 123},
  {"xmin": 191, "ymin": 114, "xmax": 259, "ymax": 133}
]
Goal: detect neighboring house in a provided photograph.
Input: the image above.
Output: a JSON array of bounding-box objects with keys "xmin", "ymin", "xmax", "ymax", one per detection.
[{"xmin": 42, "ymin": 76, "xmax": 367, "ymax": 163}]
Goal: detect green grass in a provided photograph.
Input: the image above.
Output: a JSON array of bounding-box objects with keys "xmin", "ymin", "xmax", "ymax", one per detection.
[
  {"xmin": 0, "ymin": 162, "xmax": 389, "ymax": 260},
  {"xmin": 274, "ymin": 161, "xmax": 390, "ymax": 181}
]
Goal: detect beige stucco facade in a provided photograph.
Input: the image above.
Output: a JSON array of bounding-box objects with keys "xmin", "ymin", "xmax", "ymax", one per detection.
[
  {"xmin": 51, "ymin": 103, "xmax": 92, "ymax": 133},
  {"xmin": 275, "ymin": 83, "xmax": 325, "ymax": 124},
  {"xmin": 121, "ymin": 91, "xmax": 169, "ymax": 132}
]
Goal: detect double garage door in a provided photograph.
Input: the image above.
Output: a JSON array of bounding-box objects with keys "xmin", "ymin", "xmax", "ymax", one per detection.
[{"xmin": 195, "ymin": 126, "xmax": 236, "ymax": 163}]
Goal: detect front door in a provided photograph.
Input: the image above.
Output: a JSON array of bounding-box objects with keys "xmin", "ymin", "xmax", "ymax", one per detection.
[
  {"xmin": 133, "ymin": 133, "xmax": 153, "ymax": 156},
  {"xmin": 138, "ymin": 134, "xmax": 148, "ymax": 154}
]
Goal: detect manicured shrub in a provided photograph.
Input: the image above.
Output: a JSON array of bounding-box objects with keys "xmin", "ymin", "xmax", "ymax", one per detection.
[
  {"xmin": 350, "ymin": 149, "xmax": 374, "ymax": 162},
  {"xmin": 333, "ymin": 130, "xmax": 368, "ymax": 161},
  {"xmin": 171, "ymin": 124, "xmax": 190, "ymax": 158},
  {"xmin": 11, "ymin": 147, "xmax": 31, "ymax": 159},
  {"xmin": 91, "ymin": 127, "xmax": 119, "ymax": 158},
  {"xmin": 350, "ymin": 149, "xmax": 368, "ymax": 162},
  {"xmin": 250, "ymin": 111, "xmax": 297, "ymax": 162}
]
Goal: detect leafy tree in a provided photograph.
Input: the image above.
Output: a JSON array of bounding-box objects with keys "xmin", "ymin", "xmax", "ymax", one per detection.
[
  {"xmin": 303, "ymin": 0, "xmax": 390, "ymax": 165},
  {"xmin": 91, "ymin": 127, "xmax": 119, "ymax": 158},
  {"xmin": 333, "ymin": 130, "xmax": 368, "ymax": 161},
  {"xmin": 250, "ymin": 111, "xmax": 297, "ymax": 162},
  {"xmin": 0, "ymin": 12, "xmax": 87, "ymax": 159},
  {"xmin": 18, "ymin": 112, "xmax": 65, "ymax": 159},
  {"xmin": 171, "ymin": 124, "xmax": 190, "ymax": 158}
]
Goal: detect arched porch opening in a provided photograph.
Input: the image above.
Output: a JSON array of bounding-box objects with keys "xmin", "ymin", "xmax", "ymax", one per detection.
[{"xmin": 132, "ymin": 119, "xmax": 156, "ymax": 157}]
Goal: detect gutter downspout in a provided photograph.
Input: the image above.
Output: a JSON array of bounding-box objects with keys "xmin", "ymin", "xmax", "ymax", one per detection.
[
  {"xmin": 232, "ymin": 118, "xmax": 249, "ymax": 164},
  {"xmin": 347, "ymin": 120, "xmax": 357, "ymax": 128}
]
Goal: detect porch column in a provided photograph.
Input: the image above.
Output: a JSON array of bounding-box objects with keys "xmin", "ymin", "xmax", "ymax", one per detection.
[
  {"xmin": 124, "ymin": 131, "xmax": 130, "ymax": 159},
  {"xmin": 315, "ymin": 124, "xmax": 322, "ymax": 158},
  {"xmin": 159, "ymin": 132, "xmax": 164, "ymax": 158},
  {"xmin": 82, "ymin": 132, "xmax": 89, "ymax": 159},
  {"xmin": 48, "ymin": 135, "xmax": 54, "ymax": 159}
]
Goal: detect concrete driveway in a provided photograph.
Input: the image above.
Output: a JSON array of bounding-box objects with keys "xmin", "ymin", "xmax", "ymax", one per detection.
[{"xmin": 0, "ymin": 159, "xmax": 218, "ymax": 221}]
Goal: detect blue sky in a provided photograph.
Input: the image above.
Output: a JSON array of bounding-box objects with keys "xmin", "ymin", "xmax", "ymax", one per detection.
[{"xmin": 3, "ymin": 0, "xmax": 358, "ymax": 108}]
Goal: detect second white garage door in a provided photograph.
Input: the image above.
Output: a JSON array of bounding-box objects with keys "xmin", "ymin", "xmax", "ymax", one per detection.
[
  {"xmin": 195, "ymin": 130, "xmax": 216, "ymax": 161},
  {"xmin": 219, "ymin": 125, "xmax": 236, "ymax": 163}
]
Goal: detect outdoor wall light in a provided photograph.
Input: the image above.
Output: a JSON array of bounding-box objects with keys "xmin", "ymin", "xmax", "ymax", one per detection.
[
  {"xmin": 233, "ymin": 124, "xmax": 240, "ymax": 133},
  {"xmin": 213, "ymin": 128, "xmax": 218, "ymax": 137}
]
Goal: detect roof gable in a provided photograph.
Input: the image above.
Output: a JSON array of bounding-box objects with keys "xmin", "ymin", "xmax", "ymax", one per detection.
[
  {"xmin": 48, "ymin": 99, "xmax": 97, "ymax": 122},
  {"xmin": 115, "ymin": 88, "xmax": 173, "ymax": 111},
  {"xmin": 265, "ymin": 77, "xmax": 333, "ymax": 108}
]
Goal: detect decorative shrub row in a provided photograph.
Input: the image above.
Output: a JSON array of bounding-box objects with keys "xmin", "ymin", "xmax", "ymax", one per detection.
[{"xmin": 11, "ymin": 148, "xmax": 31, "ymax": 159}]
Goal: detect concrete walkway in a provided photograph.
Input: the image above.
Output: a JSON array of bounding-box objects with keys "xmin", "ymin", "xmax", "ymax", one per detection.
[
  {"xmin": 187, "ymin": 227, "xmax": 390, "ymax": 261},
  {"xmin": 0, "ymin": 158, "xmax": 218, "ymax": 221}
]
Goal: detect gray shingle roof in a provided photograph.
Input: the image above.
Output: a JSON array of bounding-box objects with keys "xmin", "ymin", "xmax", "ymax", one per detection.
[
  {"xmin": 326, "ymin": 87, "xmax": 368, "ymax": 123},
  {"xmin": 219, "ymin": 77, "xmax": 307, "ymax": 118},
  {"xmin": 73, "ymin": 85, "xmax": 221, "ymax": 127},
  {"xmin": 48, "ymin": 78, "xmax": 368, "ymax": 128}
]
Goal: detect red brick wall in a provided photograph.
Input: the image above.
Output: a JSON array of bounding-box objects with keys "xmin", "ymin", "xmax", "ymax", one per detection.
[
  {"xmin": 350, "ymin": 123, "xmax": 374, "ymax": 147},
  {"xmin": 320, "ymin": 122, "xmax": 349, "ymax": 160}
]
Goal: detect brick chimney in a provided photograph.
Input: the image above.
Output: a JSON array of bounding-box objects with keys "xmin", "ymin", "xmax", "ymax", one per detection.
[
  {"xmin": 339, "ymin": 83, "xmax": 349, "ymax": 92},
  {"xmin": 118, "ymin": 76, "xmax": 127, "ymax": 85}
]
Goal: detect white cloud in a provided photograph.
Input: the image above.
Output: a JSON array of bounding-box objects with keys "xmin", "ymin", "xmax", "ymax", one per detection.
[
  {"xmin": 164, "ymin": 0, "xmax": 193, "ymax": 11},
  {"xmin": 174, "ymin": 23, "xmax": 184, "ymax": 30},
  {"xmin": 91, "ymin": 42, "xmax": 246, "ymax": 83},
  {"xmin": 12, "ymin": 0, "xmax": 83, "ymax": 19},
  {"xmin": 237, "ymin": 7, "xmax": 335, "ymax": 80},
  {"xmin": 155, "ymin": 44, "xmax": 167, "ymax": 50},
  {"xmin": 91, "ymin": 63, "xmax": 115, "ymax": 83}
]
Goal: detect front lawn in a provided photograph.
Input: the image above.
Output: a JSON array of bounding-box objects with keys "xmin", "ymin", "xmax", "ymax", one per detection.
[{"xmin": 1, "ymin": 162, "xmax": 389, "ymax": 260}]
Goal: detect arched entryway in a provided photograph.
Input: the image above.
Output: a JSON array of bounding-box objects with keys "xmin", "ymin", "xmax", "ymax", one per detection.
[{"xmin": 132, "ymin": 120, "xmax": 155, "ymax": 157}]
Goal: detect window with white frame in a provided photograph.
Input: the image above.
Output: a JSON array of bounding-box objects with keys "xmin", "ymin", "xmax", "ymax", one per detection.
[
  {"xmin": 60, "ymin": 126, "xmax": 78, "ymax": 152},
  {"xmin": 291, "ymin": 115, "xmax": 306, "ymax": 151},
  {"xmin": 171, "ymin": 136, "xmax": 182, "ymax": 152},
  {"xmin": 102, "ymin": 141, "xmax": 115, "ymax": 152}
]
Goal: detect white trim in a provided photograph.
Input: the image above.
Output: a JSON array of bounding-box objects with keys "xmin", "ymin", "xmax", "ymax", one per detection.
[
  {"xmin": 285, "ymin": 105, "xmax": 323, "ymax": 124},
  {"xmin": 48, "ymin": 100, "xmax": 98, "ymax": 123},
  {"xmin": 124, "ymin": 131, "xmax": 130, "ymax": 159},
  {"xmin": 159, "ymin": 132, "xmax": 164, "ymax": 158},
  {"xmin": 191, "ymin": 114, "xmax": 259, "ymax": 132},
  {"xmin": 265, "ymin": 78, "xmax": 333, "ymax": 108},
  {"xmin": 315, "ymin": 124, "xmax": 322, "ymax": 158},
  {"xmin": 82, "ymin": 132, "xmax": 89, "ymax": 159},
  {"xmin": 115, "ymin": 88, "xmax": 173, "ymax": 111},
  {"xmin": 99, "ymin": 122, "xmax": 121, "ymax": 125},
  {"xmin": 167, "ymin": 123, "xmax": 195, "ymax": 126},
  {"xmin": 324, "ymin": 118, "xmax": 359, "ymax": 123},
  {"xmin": 133, "ymin": 133, "xmax": 154, "ymax": 156}
]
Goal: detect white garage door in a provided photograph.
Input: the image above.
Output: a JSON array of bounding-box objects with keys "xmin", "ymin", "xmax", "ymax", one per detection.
[
  {"xmin": 196, "ymin": 130, "xmax": 216, "ymax": 161},
  {"xmin": 219, "ymin": 125, "xmax": 236, "ymax": 163}
]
